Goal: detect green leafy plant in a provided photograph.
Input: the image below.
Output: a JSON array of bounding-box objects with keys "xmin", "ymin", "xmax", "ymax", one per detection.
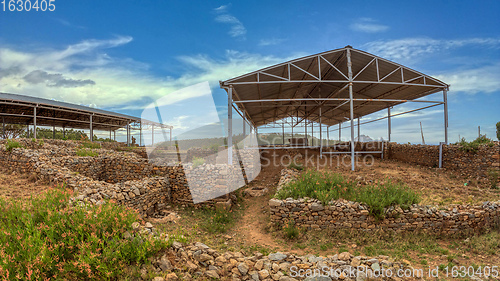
[
  {"xmin": 192, "ymin": 156, "xmax": 205, "ymax": 168},
  {"xmin": 0, "ymin": 188, "xmax": 167, "ymax": 280},
  {"xmin": 5, "ymin": 139, "xmax": 23, "ymax": 152}
]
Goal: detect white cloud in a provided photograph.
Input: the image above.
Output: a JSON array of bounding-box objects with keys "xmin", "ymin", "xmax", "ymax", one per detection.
[
  {"xmin": 0, "ymin": 38, "xmax": 296, "ymax": 110},
  {"xmin": 350, "ymin": 18, "xmax": 389, "ymax": 33},
  {"xmin": 214, "ymin": 5, "xmax": 246, "ymax": 39},
  {"xmin": 364, "ymin": 37, "xmax": 500, "ymax": 62},
  {"xmin": 435, "ymin": 63, "xmax": 500, "ymax": 94},
  {"xmin": 259, "ymin": 38, "xmax": 285, "ymax": 46}
]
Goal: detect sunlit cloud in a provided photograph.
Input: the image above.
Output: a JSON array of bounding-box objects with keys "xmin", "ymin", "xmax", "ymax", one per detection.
[{"xmin": 350, "ymin": 18, "xmax": 389, "ymax": 33}]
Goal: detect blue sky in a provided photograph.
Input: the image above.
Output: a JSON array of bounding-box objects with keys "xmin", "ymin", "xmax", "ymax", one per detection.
[{"xmin": 0, "ymin": 0, "xmax": 499, "ymax": 144}]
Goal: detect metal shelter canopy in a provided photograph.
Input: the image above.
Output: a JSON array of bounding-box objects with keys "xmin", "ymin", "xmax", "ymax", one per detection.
[
  {"xmin": 220, "ymin": 46, "xmax": 448, "ymax": 127},
  {"xmin": 220, "ymin": 45, "xmax": 450, "ymax": 170},
  {"xmin": 0, "ymin": 92, "xmax": 172, "ymax": 144}
]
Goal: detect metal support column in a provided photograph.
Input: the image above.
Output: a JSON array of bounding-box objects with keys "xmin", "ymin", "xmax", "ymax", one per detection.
[
  {"xmin": 327, "ymin": 126, "xmax": 329, "ymax": 146},
  {"xmin": 26, "ymin": 121, "xmax": 29, "ymax": 138},
  {"xmin": 339, "ymin": 123, "xmax": 341, "ymax": 141},
  {"xmin": 152, "ymin": 124, "xmax": 154, "ymax": 145},
  {"xmin": 139, "ymin": 122, "xmax": 142, "ymax": 147},
  {"xmin": 53, "ymin": 125, "xmax": 55, "ymax": 139},
  {"xmin": 113, "ymin": 131, "xmax": 116, "ymax": 141},
  {"xmin": 311, "ymin": 122, "xmax": 314, "ymax": 146},
  {"xmin": 169, "ymin": 127, "xmax": 172, "ymax": 146},
  {"xmin": 443, "ymin": 89, "xmax": 448, "ymax": 144},
  {"xmin": 33, "ymin": 106, "xmax": 37, "ymax": 139},
  {"xmin": 357, "ymin": 117, "xmax": 360, "ymax": 142},
  {"xmin": 304, "ymin": 119, "xmax": 307, "ymax": 146},
  {"xmin": 319, "ymin": 107, "xmax": 322, "ymax": 157},
  {"xmin": 109, "ymin": 128, "xmax": 111, "ymax": 141},
  {"xmin": 291, "ymin": 118, "xmax": 294, "ymax": 146},
  {"xmin": 126, "ymin": 124, "xmax": 130, "ymax": 147},
  {"xmin": 228, "ymin": 86, "xmax": 233, "ymax": 165},
  {"xmin": 89, "ymin": 114, "xmax": 93, "ymax": 142},
  {"xmin": 2, "ymin": 117, "xmax": 4, "ymax": 139},
  {"xmin": 63, "ymin": 126, "xmax": 65, "ymax": 138},
  {"xmin": 347, "ymin": 48, "xmax": 355, "ymax": 171},
  {"xmin": 388, "ymin": 107, "xmax": 391, "ymax": 142},
  {"xmin": 282, "ymin": 122, "xmax": 285, "ymax": 145}
]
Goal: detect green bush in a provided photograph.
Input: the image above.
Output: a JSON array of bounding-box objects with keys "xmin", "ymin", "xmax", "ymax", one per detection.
[
  {"xmin": 456, "ymin": 135, "xmax": 494, "ymax": 153},
  {"xmin": 76, "ymin": 148, "xmax": 99, "ymax": 157},
  {"xmin": 496, "ymin": 121, "xmax": 500, "ymax": 141},
  {"xmin": 0, "ymin": 188, "xmax": 167, "ymax": 280},
  {"xmin": 275, "ymin": 170, "xmax": 420, "ymax": 220},
  {"xmin": 192, "ymin": 157, "xmax": 205, "ymax": 168},
  {"xmin": 5, "ymin": 140, "xmax": 23, "ymax": 152}
]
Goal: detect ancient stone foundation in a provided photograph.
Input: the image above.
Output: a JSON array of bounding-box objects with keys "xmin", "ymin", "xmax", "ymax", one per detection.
[
  {"xmin": 0, "ymin": 139, "xmax": 243, "ymax": 216},
  {"xmin": 269, "ymin": 198, "xmax": 500, "ymax": 235}
]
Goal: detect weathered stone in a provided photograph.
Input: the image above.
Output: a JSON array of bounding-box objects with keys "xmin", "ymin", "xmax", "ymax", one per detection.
[{"xmin": 268, "ymin": 252, "xmax": 287, "ymax": 261}]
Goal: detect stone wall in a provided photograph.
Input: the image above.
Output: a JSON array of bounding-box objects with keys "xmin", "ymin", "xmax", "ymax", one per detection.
[
  {"xmin": 384, "ymin": 142, "xmax": 500, "ymax": 178},
  {"xmin": 269, "ymin": 198, "xmax": 500, "ymax": 235},
  {"xmin": 0, "ymin": 139, "xmax": 242, "ymax": 216}
]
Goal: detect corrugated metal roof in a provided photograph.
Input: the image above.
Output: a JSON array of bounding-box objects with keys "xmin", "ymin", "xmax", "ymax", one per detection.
[{"xmin": 220, "ymin": 46, "xmax": 448, "ymax": 127}]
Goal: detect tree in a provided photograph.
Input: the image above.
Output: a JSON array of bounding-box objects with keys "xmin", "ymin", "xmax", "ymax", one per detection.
[
  {"xmin": 2, "ymin": 124, "xmax": 27, "ymax": 139},
  {"xmin": 497, "ymin": 121, "xmax": 500, "ymax": 141}
]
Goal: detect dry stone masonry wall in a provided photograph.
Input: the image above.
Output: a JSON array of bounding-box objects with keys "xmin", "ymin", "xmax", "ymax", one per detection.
[
  {"xmin": 0, "ymin": 139, "xmax": 241, "ymax": 216},
  {"xmin": 270, "ymin": 169, "xmax": 500, "ymax": 235}
]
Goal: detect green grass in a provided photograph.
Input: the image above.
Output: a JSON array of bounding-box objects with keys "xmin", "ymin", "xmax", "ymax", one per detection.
[
  {"xmin": 197, "ymin": 207, "xmax": 236, "ymax": 234},
  {"xmin": 275, "ymin": 169, "xmax": 420, "ymax": 219},
  {"xmin": 0, "ymin": 188, "xmax": 168, "ymax": 280},
  {"xmin": 81, "ymin": 142, "xmax": 102, "ymax": 149},
  {"xmin": 192, "ymin": 156, "xmax": 205, "ymax": 168},
  {"xmin": 283, "ymin": 220, "xmax": 300, "ymax": 240},
  {"xmin": 76, "ymin": 148, "xmax": 99, "ymax": 157},
  {"xmin": 5, "ymin": 140, "xmax": 23, "ymax": 152}
]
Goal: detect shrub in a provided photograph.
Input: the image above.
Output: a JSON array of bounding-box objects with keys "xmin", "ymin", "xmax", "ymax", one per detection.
[
  {"xmin": 0, "ymin": 188, "xmax": 167, "ymax": 280},
  {"xmin": 456, "ymin": 135, "xmax": 494, "ymax": 153},
  {"xmin": 5, "ymin": 140, "xmax": 23, "ymax": 152},
  {"xmin": 76, "ymin": 148, "xmax": 99, "ymax": 157},
  {"xmin": 283, "ymin": 220, "xmax": 300, "ymax": 240},
  {"xmin": 275, "ymin": 170, "xmax": 420, "ymax": 220},
  {"xmin": 497, "ymin": 121, "xmax": 500, "ymax": 141},
  {"xmin": 192, "ymin": 156, "xmax": 205, "ymax": 168}
]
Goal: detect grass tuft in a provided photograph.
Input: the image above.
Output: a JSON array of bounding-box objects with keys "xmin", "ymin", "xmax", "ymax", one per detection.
[
  {"xmin": 5, "ymin": 140, "xmax": 23, "ymax": 152},
  {"xmin": 76, "ymin": 148, "xmax": 99, "ymax": 157}
]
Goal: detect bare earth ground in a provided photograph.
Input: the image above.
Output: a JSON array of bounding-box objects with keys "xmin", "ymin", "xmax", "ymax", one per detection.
[{"xmin": 1, "ymin": 149, "xmax": 499, "ymax": 280}]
